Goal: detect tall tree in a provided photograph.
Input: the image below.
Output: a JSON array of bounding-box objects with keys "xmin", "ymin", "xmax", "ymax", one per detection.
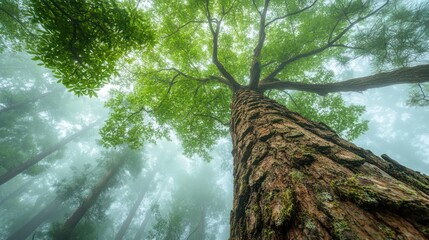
[
  {"xmin": 6, "ymin": 198, "xmax": 62, "ymax": 240},
  {"xmin": 115, "ymin": 171, "xmax": 154, "ymax": 240},
  {"xmin": 5, "ymin": 0, "xmax": 429, "ymax": 238},
  {"xmin": 0, "ymin": 121, "xmax": 98, "ymax": 185},
  {"xmin": 54, "ymin": 148, "xmax": 143, "ymax": 239}
]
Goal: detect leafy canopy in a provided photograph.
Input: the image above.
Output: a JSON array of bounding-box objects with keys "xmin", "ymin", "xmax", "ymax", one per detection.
[
  {"xmin": 1, "ymin": 0, "xmax": 154, "ymax": 96},
  {"xmin": 3, "ymin": 0, "xmax": 428, "ymax": 158}
]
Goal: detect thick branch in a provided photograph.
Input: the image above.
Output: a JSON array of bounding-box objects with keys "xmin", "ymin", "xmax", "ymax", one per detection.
[
  {"xmin": 205, "ymin": 0, "xmax": 241, "ymax": 91},
  {"xmin": 258, "ymin": 64, "xmax": 429, "ymax": 95},
  {"xmin": 249, "ymin": 0, "xmax": 270, "ymax": 90},
  {"xmin": 262, "ymin": 1, "xmax": 388, "ymax": 82}
]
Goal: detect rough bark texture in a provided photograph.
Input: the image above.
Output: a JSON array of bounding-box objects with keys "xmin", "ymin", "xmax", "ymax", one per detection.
[
  {"xmin": 55, "ymin": 157, "xmax": 126, "ymax": 240},
  {"xmin": 230, "ymin": 89, "xmax": 429, "ymax": 240}
]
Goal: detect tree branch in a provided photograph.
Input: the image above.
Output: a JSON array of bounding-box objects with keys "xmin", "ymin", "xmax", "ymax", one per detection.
[
  {"xmin": 261, "ymin": 1, "xmax": 389, "ymax": 83},
  {"xmin": 195, "ymin": 113, "xmax": 229, "ymax": 127},
  {"xmin": 204, "ymin": 0, "xmax": 241, "ymax": 91},
  {"xmin": 161, "ymin": 20, "xmax": 206, "ymax": 39},
  {"xmin": 249, "ymin": 0, "xmax": 270, "ymax": 90},
  {"xmin": 0, "ymin": 4, "xmax": 35, "ymax": 37},
  {"xmin": 252, "ymin": 0, "xmax": 262, "ymax": 16},
  {"xmin": 258, "ymin": 64, "xmax": 429, "ymax": 95},
  {"xmin": 158, "ymin": 68, "xmax": 230, "ymax": 86},
  {"xmin": 265, "ymin": 0, "xmax": 318, "ymax": 27}
]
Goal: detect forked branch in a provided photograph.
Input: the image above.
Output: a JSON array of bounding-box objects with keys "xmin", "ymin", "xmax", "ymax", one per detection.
[{"xmin": 204, "ymin": 0, "xmax": 241, "ymax": 91}]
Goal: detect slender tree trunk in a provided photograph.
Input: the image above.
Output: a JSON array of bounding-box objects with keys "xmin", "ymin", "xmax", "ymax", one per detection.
[
  {"xmin": 6, "ymin": 198, "xmax": 62, "ymax": 240},
  {"xmin": 54, "ymin": 157, "xmax": 127, "ymax": 240},
  {"xmin": 0, "ymin": 179, "xmax": 32, "ymax": 206},
  {"xmin": 189, "ymin": 208, "xmax": 206, "ymax": 240},
  {"xmin": 115, "ymin": 173, "xmax": 154, "ymax": 240},
  {"xmin": 230, "ymin": 89, "xmax": 429, "ymax": 239},
  {"xmin": 0, "ymin": 90, "xmax": 61, "ymax": 114},
  {"xmin": 0, "ymin": 121, "xmax": 97, "ymax": 185},
  {"xmin": 133, "ymin": 189, "xmax": 163, "ymax": 240},
  {"xmin": 133, "ymin": 209, "xmax": 152, "ymax": 240}
]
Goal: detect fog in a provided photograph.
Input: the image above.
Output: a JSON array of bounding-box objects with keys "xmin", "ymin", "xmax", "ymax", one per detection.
[{"xmin": 0, "ymin": 52, "xmax": 428, "ymax": 240}]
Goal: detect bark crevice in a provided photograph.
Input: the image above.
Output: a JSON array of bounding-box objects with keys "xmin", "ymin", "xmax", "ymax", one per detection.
[{"xmin": 230, "ymin": 88, "xmax": 429, "ymax": 240}]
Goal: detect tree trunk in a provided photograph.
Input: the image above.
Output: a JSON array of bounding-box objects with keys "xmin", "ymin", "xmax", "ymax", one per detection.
[
  {"xmin": 0, "ymin": 90, "xmax": 61, "ymax": 114},
  {"xmin": 0, "ymin": 179, "xmax": 33, "ymax": 206},
  {"xmin": 6, "ymin": 198, "xmax": 62, "ymax": 240},
  {"xmin": 54, "ymin": 157, "xmax": 127, "ymax": 240},
  {"xmin": 133, "ymin": 189, "xmax": 163, "ymax": 240},
  {"xmin": 230, "ymin": 89, "xmax": 429, "ymax": 239},
  {"xmin": 0, "ymin": 121, "xmax": 97, "ymax": 185},
  {"xmin": 191, "ymin": 208, "xmax": 206, "ymax": 240},
  {"xmin": 115, "ymin": 173, "xmax": 154, "ymax": 240},
  {"xmin": 133, "ymin": 209, "xmax": 152, "ymax": 240}
]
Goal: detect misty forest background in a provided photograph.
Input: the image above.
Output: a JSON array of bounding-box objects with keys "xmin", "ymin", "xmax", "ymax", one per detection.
[{"xmin": 1, "ymin": 1, "xmax": 429, "ymax": 240}]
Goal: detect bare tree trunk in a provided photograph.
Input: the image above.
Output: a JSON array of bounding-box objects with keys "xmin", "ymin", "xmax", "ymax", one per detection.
[
  {"xmin": 6, "ymin": 198, "xmax": 62, "ymax": 240},
  {"xmin": 115, "ymin": 172, "xmax": 154, "ymax": 240},
  {"xmin": 230, "ymin": 89, "xmax": 429, "ymax": 239},
  {"xmin": 54, "ymin": 157, "xmax": 127, "ymax": 240},
  {"xmin": 0, "ymin": 121, "xmax": 97, "ymax": 185}
]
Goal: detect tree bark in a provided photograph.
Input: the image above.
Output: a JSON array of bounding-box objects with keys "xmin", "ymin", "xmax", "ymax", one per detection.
[
  {"xmin": 258, "ymin": 64, "xmax": 429, "ymax": 95},
  {"xmin": 54, "ymin": 157, "xmax": 127, "ymax": 240},
  {"xmin": 0, "ymin": 121, "xmax": 97, "ymax": 185},
  {"xmin": 115, "ymin": 173, "xmax": 154, "ymax": 240},
  {"xmin": 6, "ymin": 198, "xmax": 62, "ymax": 240},
  {"xmin": 230, "ymin": 89, "xmax": 429, "ymax": 239}
]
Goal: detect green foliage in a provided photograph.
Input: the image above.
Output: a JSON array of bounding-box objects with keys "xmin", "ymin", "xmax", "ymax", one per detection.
[
  {"xmin": 0, "ymin": 0, "xmax": 34, "ymax": 52},
  {"xmin": 353, "ymin": 1, "xmax": 429, "ymax": 68},
  {"xmin": 27, "ymin": 0, "xmax": 154, "ymax": 96},
  {"xmin": 4, "ymin": 0, "xmax": 427, "ymax": 158}
]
